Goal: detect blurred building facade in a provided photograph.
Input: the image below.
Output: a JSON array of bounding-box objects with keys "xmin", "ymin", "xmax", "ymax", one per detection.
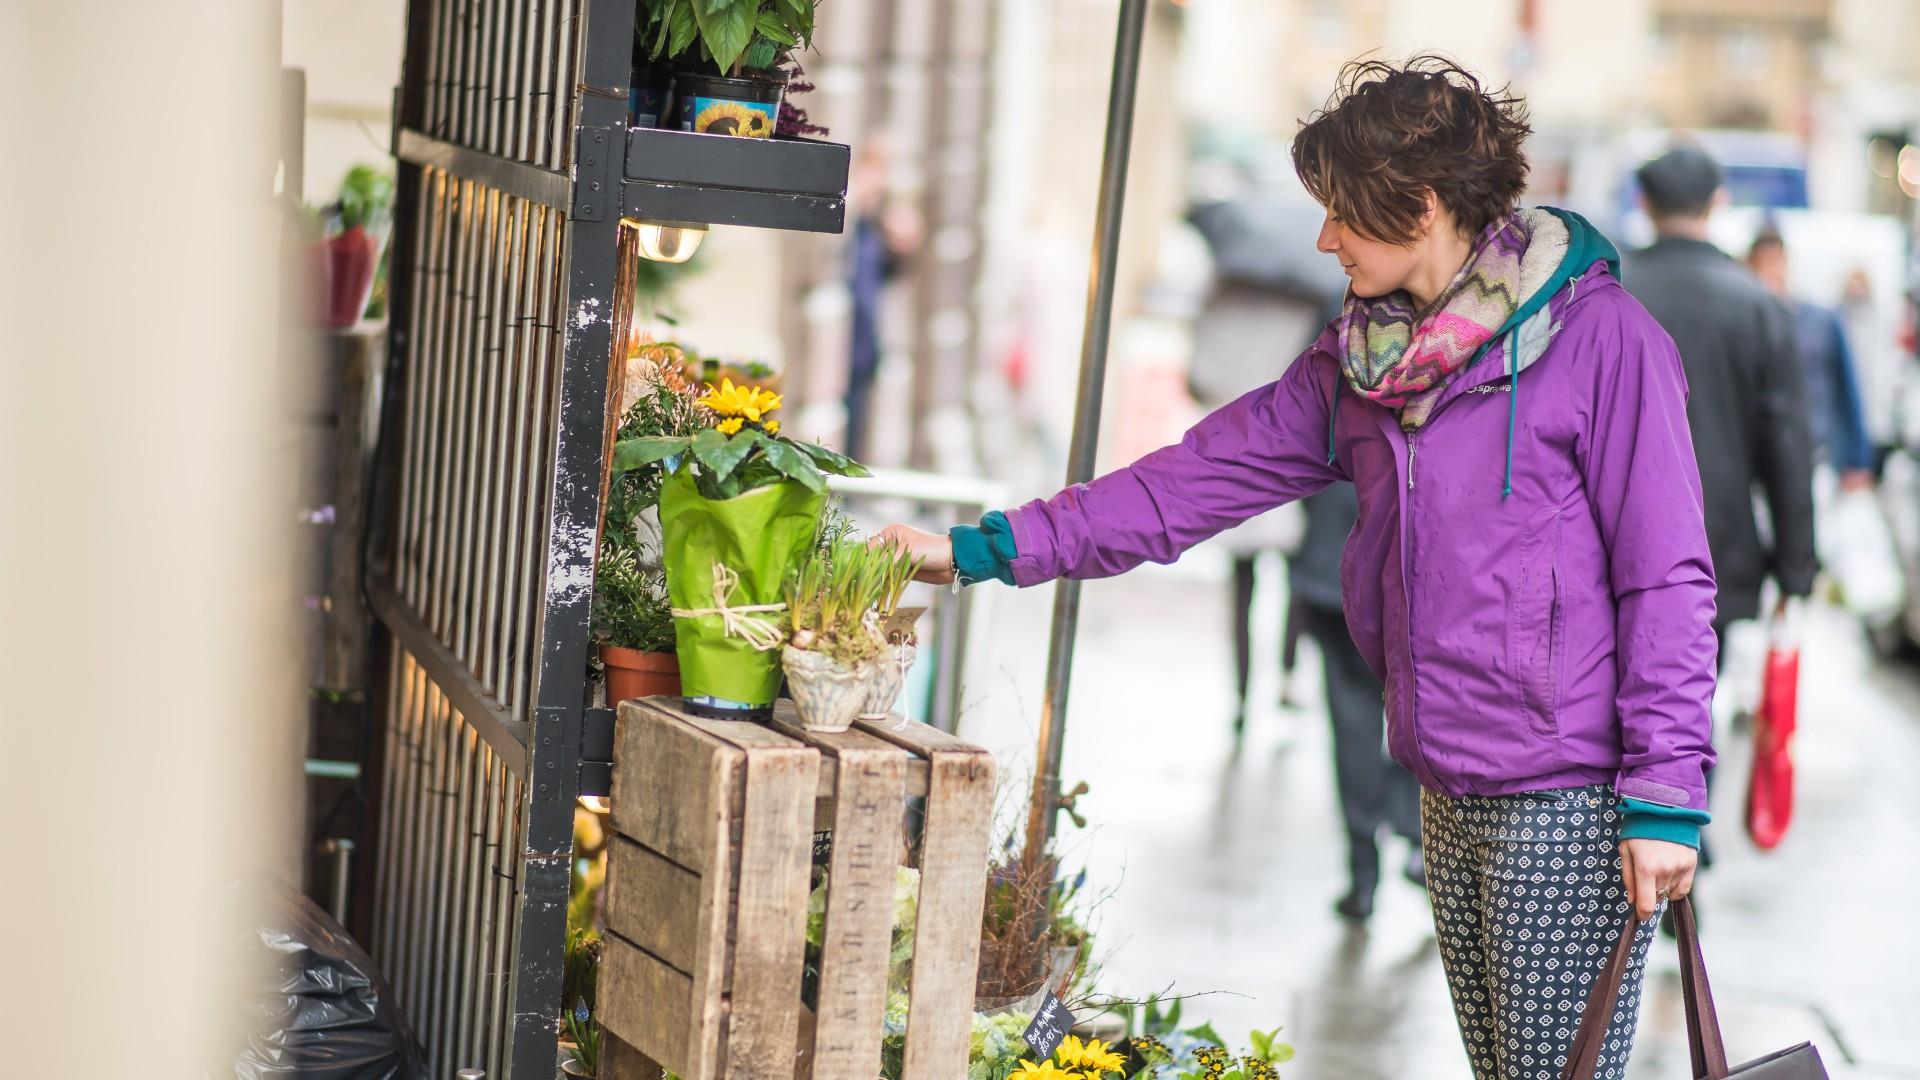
[{"xmin": 280, "ymin": 0, "xmax": 1920, "ymax": 488}]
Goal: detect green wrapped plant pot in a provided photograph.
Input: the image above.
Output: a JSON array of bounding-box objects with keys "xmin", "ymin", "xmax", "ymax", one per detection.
[{"xmin": 659, "ymin": 471, "xmax": 825, "ymax": 707}]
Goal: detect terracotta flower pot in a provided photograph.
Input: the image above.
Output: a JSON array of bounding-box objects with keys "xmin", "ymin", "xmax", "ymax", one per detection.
[
  {"xmin": 322, "ymin": 225, "xmax": 380, "ymax": 327},
  {"xmin": 781, "ymin": 646, "xmax": 871, "ymax": 733},
  {"xmin": 600, "ymin": 644, "xmax": 680, "ymax": 705}
]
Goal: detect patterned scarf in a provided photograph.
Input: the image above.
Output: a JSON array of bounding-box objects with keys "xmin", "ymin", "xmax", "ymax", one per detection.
[{"xmin": 1338, "ymin": 211, "xmax": 1566, "ymax": 431}]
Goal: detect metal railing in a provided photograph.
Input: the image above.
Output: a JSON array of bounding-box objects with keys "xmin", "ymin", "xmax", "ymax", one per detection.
[{"xmin": 364, "ymin": 0, "xmax": 634, "ymax": 1076}]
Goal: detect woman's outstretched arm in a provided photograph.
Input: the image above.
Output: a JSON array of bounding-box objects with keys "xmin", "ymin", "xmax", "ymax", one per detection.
[{"xmin": 883, "ymin": 337, "xmax": 1349, "ymax": 586}]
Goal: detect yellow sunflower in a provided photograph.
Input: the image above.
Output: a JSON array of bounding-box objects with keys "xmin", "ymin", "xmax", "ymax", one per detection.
[
  {"xmin": 764, "ymin": 419, "xmax": 781, "ymax": 436},
  {"xmin": 1009, "ymin": 1061, "xmax": 1081, "ymax": 1080},
  {"xmin": 715, "ymin": 417, "xmax": 744, "ymax": 436},
  {"xmin": 698, "ymin": 378, "xmax": 783, "ymax": 422},
  {"xmin": 1078, "ymin": 1039, "xmax": 1126, "ymax": 1075}
]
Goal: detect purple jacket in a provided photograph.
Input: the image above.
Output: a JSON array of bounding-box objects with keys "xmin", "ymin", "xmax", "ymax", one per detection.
[{"xmin": 1004, "ymin": 266, "xmax": 1718, "ymax": 812}]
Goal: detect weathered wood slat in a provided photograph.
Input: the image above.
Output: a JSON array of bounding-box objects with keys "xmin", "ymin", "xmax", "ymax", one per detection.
[
  {"xmin": 609, "ymin": 701, "xmax": 741, "ymax": 875},
  {"xmin": 722, "ymin": 742, "xmax": 819, "ymax": 1080},
  {"xmin": 603, "ymin": 1030, "xmax": 667, "ymax": 1080},
  {"xmin": 604, "ymin": 834, "xmax": 703, "ymax": 975},
  {"xmin": 771, "ymin": 719, "xmax": 911, "ymax": 1080},
  {"xmin": 898, "ymin": 742, "xmax": 996, "ymax": 1080},
  {"xmin": 601, "ymin": 933, "xmax": 697, "ymax": 1078}
]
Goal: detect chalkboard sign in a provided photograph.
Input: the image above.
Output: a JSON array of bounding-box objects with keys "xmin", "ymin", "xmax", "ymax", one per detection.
[
  {"xmin": 1021, "ymin": 989, "xmax": 1075, "ymax": 1062},
  {"xmin": 812, "ymin": 829, "xmax": 833, "ymax": 866}
]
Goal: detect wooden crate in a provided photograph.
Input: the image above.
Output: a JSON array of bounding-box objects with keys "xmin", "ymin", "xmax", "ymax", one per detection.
[{"xmin": 601, "ymin": 696, "xmax": 995, "ymax": 1080}]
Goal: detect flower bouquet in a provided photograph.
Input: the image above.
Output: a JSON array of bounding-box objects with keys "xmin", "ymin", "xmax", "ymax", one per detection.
[{"xmin": 612, "ymin": 378, "xmax": 867, "ymax": 714}]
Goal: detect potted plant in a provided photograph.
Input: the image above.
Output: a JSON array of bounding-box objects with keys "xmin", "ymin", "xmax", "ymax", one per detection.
[
  {"xmin": 636, "ymin": 0, "xmax": 816, "ymax": 138},
  {"xmin": 614, "ymin": 377, "xmax": 869, "ymax": 717},
  {"xmin": 859, "ymin": 546, "xmax": 919, "ymax": 721},
  {"xmin": 560, "ymin": 997, "xmax": 601, "ymax": 1078},
  {"xmin": 782, "ymin": 533, "xmax": 917, "ymax": 731},
  {"xmin": 593, "ymin": 359, "xmax": 708, "ymax": 703},
  {"xmin": 319, "ymin": 164, "xmax": 394, "ymax": 327}
]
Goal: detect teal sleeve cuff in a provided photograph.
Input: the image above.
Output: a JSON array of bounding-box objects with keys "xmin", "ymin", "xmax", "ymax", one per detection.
[
  {"xmin": 949, "ymin": 510, "xmax": 1017, "ymax": 586},
  {"xmin": 1619, "ymin": 796, "xmax": 1710, "ymax": 850}
]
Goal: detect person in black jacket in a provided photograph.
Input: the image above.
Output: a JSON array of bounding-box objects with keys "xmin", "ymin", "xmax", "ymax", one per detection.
[{"xmin": 1623, "ymin": 146, "xmax": 1817, "ymax": 637}]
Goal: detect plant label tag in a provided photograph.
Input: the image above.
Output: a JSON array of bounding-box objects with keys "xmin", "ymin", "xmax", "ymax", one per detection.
[
  {"xmin": 812, "ymin": 829, "xmax": 833, "ymax": 866},
  {"xmin": 1022, "ymin": 989, "xmax": 1075, "ymax": 1061}
]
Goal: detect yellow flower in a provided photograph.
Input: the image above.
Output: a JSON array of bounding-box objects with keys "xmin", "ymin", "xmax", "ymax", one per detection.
[
  {"xmin": 1010, "ymin": 1062, "xmax": 1081, "ymax": 1080},
  {"xmin": 715, "ymin": 417, "xmax": 744, "ymax": 436},
  {"xmin": 697, "ymin": 378, "xmax": 783, "ymax": 423},
  {"xmin": 1079, "ymin": 1039, "xmax": 1126, "ymax": 1075},
  {"xmin": 764, "ymin": 419, "xmax": 781, "ymax": 436},
  {"xmin": 1055, "ymin": 1035, "xmax": 1087, "ymax": 1067}
]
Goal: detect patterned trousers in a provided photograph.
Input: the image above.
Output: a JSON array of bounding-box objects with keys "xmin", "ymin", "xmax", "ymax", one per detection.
[{"xmin": 1421, "ymin": 785, "xmax": 1662, "ymax": 1080}]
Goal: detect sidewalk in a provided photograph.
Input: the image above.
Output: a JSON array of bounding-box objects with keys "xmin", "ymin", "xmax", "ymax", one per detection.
[{"xmin": 961, "ymin": 557, "xmax": 1920, "ymax": 1078}]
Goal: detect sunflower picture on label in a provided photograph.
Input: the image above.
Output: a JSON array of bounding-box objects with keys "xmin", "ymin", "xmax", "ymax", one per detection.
[{"xmin": 691, "ymin": 97, "xmax": 775, "ymax": 138}]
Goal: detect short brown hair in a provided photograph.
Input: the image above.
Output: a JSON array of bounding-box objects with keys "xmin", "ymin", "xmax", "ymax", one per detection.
[{"xmin": 1291, "ymin": 55, "xmax": 1531, "ymax": 245}]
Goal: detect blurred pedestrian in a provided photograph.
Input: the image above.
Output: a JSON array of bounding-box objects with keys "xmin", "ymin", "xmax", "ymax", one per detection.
[
  {"xmin": 1747, "ymin": 231, "xmax": 1875, "ymax": 489},
  {"xmin": 883, "ymin": 57, "xmax": 1712, "ymax": 1079},
  {"xmin": 844, "ymin": 138, "xmax": 916, "ymax": 462},
  {"xmin": 1623, "ymin": 148, "xmax": 1817, "ymax": 645},
  {"xmin": 1185, "ymin": 279, "xmax": 1314, "ymax": 737}
]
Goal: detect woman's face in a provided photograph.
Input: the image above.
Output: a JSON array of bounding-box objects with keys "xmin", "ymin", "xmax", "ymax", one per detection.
[{"xmin": 1316, "ymin": 210, "xmax": 1426, "ymax": 299}]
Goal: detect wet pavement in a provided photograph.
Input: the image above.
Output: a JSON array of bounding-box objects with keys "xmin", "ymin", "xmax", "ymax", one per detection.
[{"xmin": 959, "ymin": 551, "xmax": 1920, "ymax": 1078}]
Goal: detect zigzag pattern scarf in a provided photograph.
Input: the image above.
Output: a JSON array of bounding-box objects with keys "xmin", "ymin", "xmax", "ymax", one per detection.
[{"xmin": 1337, "ymin": 212, "xmax": 1540, "ymax": 431}]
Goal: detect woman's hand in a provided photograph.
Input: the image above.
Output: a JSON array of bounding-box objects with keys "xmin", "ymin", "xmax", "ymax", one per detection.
[
  {"xmin": 1620, "ymin": 838, "xmax": 1697, "ymax": 922},
  {"xmin": 874, "ymin": 524, "xmax": 956, "ymax": 585}
]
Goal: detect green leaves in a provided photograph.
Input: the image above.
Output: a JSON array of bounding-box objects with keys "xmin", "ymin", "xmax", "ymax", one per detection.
[
  {"xmin": 759, "ymin": 437, "xmax": 826, "ymax": 492},
  {"xmin": 668, "ymin": 0, "xmax": 699, "ymax": 57},
  {"xmin": 795, "ymin": 440, "xmax": 871, "ymax": 478},
  {"xmin": 690, "ymin": 426, "xmax": 761, "ymax": 483},
  {"xmin": 754, "ymin": 10, "xmax": 797, "ymax": 45},
  {"xmin": 612, "ymin": 435, "xmax": 693, "ymax": 473},
  {"xmin": 692, "ymin": 0, "xmax": 755, "ymax": 73},
  {"xmin": 777, "ymin": 0, "xmax": 814, "ymax": 44}
]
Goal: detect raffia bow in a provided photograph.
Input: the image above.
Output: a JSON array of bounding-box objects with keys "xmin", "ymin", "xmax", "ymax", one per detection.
[{"xmin": 671, "ymin": 562, "xmax": 786, "ymax": 652}]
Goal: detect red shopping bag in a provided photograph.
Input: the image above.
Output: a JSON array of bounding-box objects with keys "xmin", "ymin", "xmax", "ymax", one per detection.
[{"xmin": 1745, "ymin": 616, "xmax": 1800, "ymax": 850}]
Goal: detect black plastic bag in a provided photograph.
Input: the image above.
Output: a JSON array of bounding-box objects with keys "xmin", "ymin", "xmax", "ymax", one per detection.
[{"xmin": 224, "ymin": 878, "xmax": 426, "ymax": 1080}]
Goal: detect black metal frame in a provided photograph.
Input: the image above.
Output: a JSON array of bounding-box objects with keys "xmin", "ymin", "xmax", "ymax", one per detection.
[{"xmin": 365, "ymin": 1, "xmax": 851, "ymax": 1075}]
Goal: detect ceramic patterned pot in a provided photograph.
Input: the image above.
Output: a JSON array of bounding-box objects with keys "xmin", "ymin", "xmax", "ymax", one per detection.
[
  {"xmin": 782, "ymin": 646, "xmax": 870, "ymax": 733},
  {"xmin": 859, "ymin": 642, "xmax": 915, "ymax": 720}
]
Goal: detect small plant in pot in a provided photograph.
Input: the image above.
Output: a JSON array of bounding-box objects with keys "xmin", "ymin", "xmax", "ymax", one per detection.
[
  {"xmin": 783, "ymin": 534, "xmax": 916, "ymax": 732},
  {"xmin": 592, "ymin": 358, "xmax": 709, "ymax": 703},
  {"xmin": 637, "ymin": 0, "xmax": 816, "ymax": 138},
  {"xmin": 859, "ymin": 546, "xmax": 920, "ymax": 721},
  {"xmin": 561, "ymin": 997, "xmax": 601, "ymax": 1078}
]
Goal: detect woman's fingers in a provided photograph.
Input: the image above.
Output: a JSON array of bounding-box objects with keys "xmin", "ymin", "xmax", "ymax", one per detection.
[
  {"xmin": 1634, "ymin": 857, "xmax": 1661, "ymax": 922},
  {"xmin": 874, "ymin": 524, "xmax": 956, "ymax": 584},
  {"xmin": 1619, "ymin": 841, "xmax": 1638, "ymax": 913},
  {"xmin": 1621, "ymin": 838, "xmax": 1700, "ymax": 921}
]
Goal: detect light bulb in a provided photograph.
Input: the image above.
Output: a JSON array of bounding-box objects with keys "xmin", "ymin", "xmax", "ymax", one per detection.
[{"xmin": 635, "ymin": 220, "xmax": 707, "ymax": 263}]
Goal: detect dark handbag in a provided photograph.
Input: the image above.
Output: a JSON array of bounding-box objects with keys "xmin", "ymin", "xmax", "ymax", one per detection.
[{"xmin": 1561, "ymin": 897, "xmax": 1827, "ymax": 1079}]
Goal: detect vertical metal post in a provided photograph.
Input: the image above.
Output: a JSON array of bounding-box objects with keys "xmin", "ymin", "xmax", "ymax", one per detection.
[
  {"xmin": 505, "ymin": 0, "xmax": 631, "ymax": 1074},
  {"xmin": 1024, "ymin": 0, "xmax": 1149, "ymax": 858}
]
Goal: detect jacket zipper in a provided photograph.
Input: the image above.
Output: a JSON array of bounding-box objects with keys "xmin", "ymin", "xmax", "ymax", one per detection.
[{"xmin": 1407, "ymin": 433, "xmax": 1418, "ymax": 490}]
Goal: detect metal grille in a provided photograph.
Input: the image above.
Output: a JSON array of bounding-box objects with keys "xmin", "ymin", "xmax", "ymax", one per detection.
[
  {"xmin": 418, "ymin": 0, "xmax": 586, "ymax": 170},
  {"xmin": 373, "ymin": 646, "xmax": 528, "ymax": 1078},
  {"xmin": 393, "ymin": 165, "xmax": 567, "ymax": 714}
]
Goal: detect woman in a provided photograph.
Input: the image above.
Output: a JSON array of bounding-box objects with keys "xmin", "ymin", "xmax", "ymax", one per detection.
[{"xmin": 882, "ymin": 57, "xmax": 1715, "ymax": 1079}]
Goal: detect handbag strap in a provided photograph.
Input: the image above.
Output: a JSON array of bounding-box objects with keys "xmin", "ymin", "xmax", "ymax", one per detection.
[
  {"xmin": 1675, "ymin": 897, "xmax": 1731, "ymax": 1077},
  {"xmin": 1560, "ymin": 897, "xmax": 1730, "ymax": 1080}
]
